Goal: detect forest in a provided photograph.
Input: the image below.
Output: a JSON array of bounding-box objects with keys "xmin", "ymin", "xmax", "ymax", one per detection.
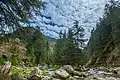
[{"xmin": 0, "ymin": 0, "xmax": 120, "ymax": 80}]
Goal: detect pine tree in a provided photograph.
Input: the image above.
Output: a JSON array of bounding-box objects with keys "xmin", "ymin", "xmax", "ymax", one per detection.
[
  {"xmin": 54, "ymin": 20, "xmax": 87, "ymax": 65},
  {"xmin": 0, "ymin": 0, "xmax": 43, "ymax": 34},
  {"xmin": 87, "ymin": 0, "xmax": 120, "ymax": 66}
]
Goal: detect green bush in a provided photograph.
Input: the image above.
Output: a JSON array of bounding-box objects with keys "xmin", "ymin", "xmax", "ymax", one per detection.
[
  {"xmin": 10, "ymin": 56, "xmax": 19, "ymax": 65},
  {"xmin": 0, "ymin": 57, "xmax": 5, "ymax": 64}
]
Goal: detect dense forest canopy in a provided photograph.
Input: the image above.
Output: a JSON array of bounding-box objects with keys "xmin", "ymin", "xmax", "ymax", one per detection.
[
  {"xmin": 86, "ymin": 0, "xmax": 120, "ymax": 67},
  {"xmin": 0, "ymin": 0, "xmax": 43, "ymax": 34}
]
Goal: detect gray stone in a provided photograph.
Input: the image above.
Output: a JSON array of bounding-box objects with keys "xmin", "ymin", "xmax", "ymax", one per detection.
[
  {"xmin": 62, "ymin": 65, "xmax": 74, "ymax": 74},
  {"xmin": 55, "ymin": 69, "xmax": 70, "ymax": 79},
  {"xmin": 28, "ymin": 67, "xmax": 42, "ymax": 80},
  {"xmin": 41, "ymin": 76, "xmax": 52, "ymax": 80},
  {"xmin": 28, "ymin": 74, "xmax": 41, "ymax": 80}
]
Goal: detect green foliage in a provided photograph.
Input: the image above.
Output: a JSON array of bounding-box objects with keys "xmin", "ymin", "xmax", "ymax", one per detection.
[
  {"xmin": 42, "ymin": 72, "xmax": 49, "ymax": 76},
  {"xmin": 87, "ymin": 0, "xmax": 120, "ymax": 55},
  {"xmin": 0, "ymin": 57, "xmax": 6, "ymax": 64},
  {"xmin": 12, "ymin": 66, "xmax": 33, "ymax": 78},
  {"xmin": 10, "ymin": 56, "xmax": 19, "ymax": 65},
  {"xmin": 53, "ymin": 65, "xmax": 61, "ymax": 70},
  {"xmin": 0, "ymin": 27, "xmax": 56, "ymax": 65},
  {"xmin": 0, "ymin": 0, "xmax": 43, "ymax": 35},
  {"xmin": 54, "ymin": 21, "xmax": 87, "ymax": 65},
  {"xmin": 87, "ymin": 0, "xmax": 120, "ymax": 66},
  {"xmin": 8, "ymin": 46, "xmax": 19, "ymax": 54},
  {"xmin": 9, "ymin": 27, "xmax": 54, "ymax": 65},
  {"xmin": 19, "ymin": 27, "xmax": 48, "ymax": 65}
]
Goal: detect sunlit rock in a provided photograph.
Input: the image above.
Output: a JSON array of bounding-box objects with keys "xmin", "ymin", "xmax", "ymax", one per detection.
[
  {"xmin": 55, "ymin": 69, "xmax": 70, "ymax": 79},
  {"xmin": 28, "ymin": 67, "xmax": 42, "ymax": 80}
]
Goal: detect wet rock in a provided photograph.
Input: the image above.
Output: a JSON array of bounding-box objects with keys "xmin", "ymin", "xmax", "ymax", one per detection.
[{"xmin": 55, "ymin": 69, "xmax": 69, "ymax": 79}]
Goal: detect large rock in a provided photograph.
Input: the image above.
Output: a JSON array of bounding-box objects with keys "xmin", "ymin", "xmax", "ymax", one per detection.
[
  {"xmin": 62, "ymin": 65, "xmax": 74, "ymax": 74},
  {"xmin": 74, "ymin": 65, "xmax": 88, "ymax": 72},
  {"xmin": 48, "ymin": 71, "xmax": 56, "ymax": 77},
  {"xmin": 62, "ymin": 65, "xmax": 86, "ymax": 77},
  {"xmin": 55, "ymin": 69, "xmax": 69, "ymax": 79},
  {"xmin": 0, "ymin": 61, "xmax": 12, "ymax": 75},
  {"xmin": 0, "ymin": 61, "xmax": 12, "ymax": 80},
  {"xmin": 28, "ymin": 74, "xmax": 41, "ymax": 80},
  {"xmin": 73, "ymin": 76, "xmax": 84, "ymax": 80},
  {"xmin": 41, "ymin": 76, "xmax": 52, "ymax": 80},
  {"xmin": 28, "ymin": 67, "xmax": 42, "ymax": 80}
]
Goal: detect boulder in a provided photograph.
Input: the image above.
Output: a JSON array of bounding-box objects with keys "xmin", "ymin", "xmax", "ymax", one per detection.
[
  {"xmin": 0, "ymin": 61, "xmax": 12, "ymax": 80},
  {"xmin": 41, "ymin": 76, "xmax": 52, "ymax": 80},
  {"xmin": 55, "ymin": 69, "xmax": 69, "ymax": 79},
  {"xmin": 48, "ymin": 71, "xmax": 56, "ymax": 77},
  {"xmin": 0, "ymin": 61, "xmax": 12, "ymax": 74},
  {"xmin": 28, "ymin": 74, "xmax": 41, "ymax": 80},
  {"xmin": 111, "ymin": 67, "xmax": 120, "ymax": 75},
  {"xmin": 74, "ymin": 66, "xmax": 88, "ymax": 72},
  {"xmin": 62, "ymin": 65, "xmax": 74, "ymax": 74},
  {"xmin": 28, "ymin": 67, "xmax": 42, "ymax": 80},
  {"xmin": 62, "ymin": 65, "xmax": 86, "ymax": 77},
  {"xmin": 73, "ymin": 76, "xmax": 84, "ymax": 80}
]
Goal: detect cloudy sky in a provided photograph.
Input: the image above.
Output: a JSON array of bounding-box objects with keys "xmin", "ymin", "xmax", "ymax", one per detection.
[{"xmin": 32, "ymin": 0, "xmax": 110, "ymax": 39}]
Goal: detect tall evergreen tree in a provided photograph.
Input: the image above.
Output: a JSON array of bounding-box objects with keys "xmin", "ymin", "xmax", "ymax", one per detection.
[
  {"xmin": 54, "ymin": 21, "xmax": 87, "ymax": 65},
  {"xmin": 87, "ymin": 0, "xmax": 120, "ymax": 66},
  {"xmin": 0, "ymin": 0, "xmax": 43, "ymax": 34}
]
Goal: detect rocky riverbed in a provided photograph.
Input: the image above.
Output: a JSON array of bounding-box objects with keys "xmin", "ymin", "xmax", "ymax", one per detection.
[{"xmin": 1, "ymin": 62, "xmax": 120, "ymax": 80}]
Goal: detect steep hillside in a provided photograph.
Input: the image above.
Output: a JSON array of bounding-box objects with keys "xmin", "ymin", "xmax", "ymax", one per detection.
[
  {"xmin": 0, "ymin": 38, "xmax": 29, "ymax": 65},
  {"xmin": 86, "ymin": 1, "xmax": 120, "ymax": 67},
  {"xmin": 0, "ymin": 27, "xmax": 55, "ymax": 65}
]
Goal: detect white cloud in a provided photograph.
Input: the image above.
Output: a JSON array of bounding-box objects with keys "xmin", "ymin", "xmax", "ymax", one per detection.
[{"xmin": 34, "ymin": 0, "xmax": 110, "ymax": 38}]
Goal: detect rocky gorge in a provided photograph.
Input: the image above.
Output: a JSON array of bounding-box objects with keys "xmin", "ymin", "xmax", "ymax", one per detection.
[{"xmin": 1, "ymin": 62, "xmax": 120, "ymax": 80}]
